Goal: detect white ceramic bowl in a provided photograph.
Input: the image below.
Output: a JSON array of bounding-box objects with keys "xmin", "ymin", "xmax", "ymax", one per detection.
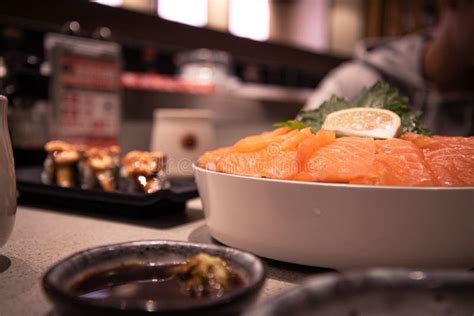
[{"xmin": 193, "ymin": 165, "xmax": 474, "ymax": 270}]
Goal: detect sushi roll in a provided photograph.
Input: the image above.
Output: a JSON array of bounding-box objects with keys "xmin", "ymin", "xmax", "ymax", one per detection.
[
  {"xmin": 42, "ymin": 140, "xmax": 81, "ymax": 188},
  {"xmin": 121, "ymin": 150, "xmax": 166, "ymax": 194},
  {"xmin": 80, "ymin": 146, "xmax": 121, "ymax": 192}
]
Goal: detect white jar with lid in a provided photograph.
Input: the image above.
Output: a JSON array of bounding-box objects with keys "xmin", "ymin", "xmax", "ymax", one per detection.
[{"xmin": 150, "ymin": 108, "xmax": 216, "ymax": 177}]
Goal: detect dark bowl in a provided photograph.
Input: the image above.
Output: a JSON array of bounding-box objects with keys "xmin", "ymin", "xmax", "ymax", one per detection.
[
  {"xmin": 43, "ymin": 240, "xmax": 265, "ymax": 316},
  {"xmin": 246, "ymin": 269, "xmax": 474, "ymax": 316}
]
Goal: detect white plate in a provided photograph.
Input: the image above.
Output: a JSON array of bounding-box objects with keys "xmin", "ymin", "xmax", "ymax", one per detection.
[{"xmin": 193, "ymin": 165, "xmax": 474, "ymax": 269}]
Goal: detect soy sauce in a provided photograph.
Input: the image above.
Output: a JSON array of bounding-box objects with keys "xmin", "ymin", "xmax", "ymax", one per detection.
[{"xmin": 71, "ymin": 263, "xmax": 246, "ymax": 307}]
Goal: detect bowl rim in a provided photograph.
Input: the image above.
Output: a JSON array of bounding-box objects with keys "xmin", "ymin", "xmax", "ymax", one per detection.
[
  {"xmin": 193, "ymin": 164, "xmax": 474, "ymax": 191},
  {"xmin": 42, "ymin": 239, "xmax": 266, "ymax": 314}
]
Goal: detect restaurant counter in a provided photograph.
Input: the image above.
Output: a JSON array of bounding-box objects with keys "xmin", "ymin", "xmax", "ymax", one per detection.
[{"xmin": 0, "ymin": 199, "xmax": 330, "ymax": 315}]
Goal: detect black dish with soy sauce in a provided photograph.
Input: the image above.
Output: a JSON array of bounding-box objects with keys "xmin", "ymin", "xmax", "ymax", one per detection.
[{"xmin": 42, "ymin": 240, "xmax": 265, "ymax": 315}]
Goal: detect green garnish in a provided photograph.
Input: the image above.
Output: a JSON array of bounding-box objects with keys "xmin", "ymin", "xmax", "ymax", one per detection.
[
  {"xmin": 273, "ymin": 120, "xmax": 308, "ymax": 130},
  {"xmin": 275, "ymin": 82, "xmax": 430, "ymax": 135}
]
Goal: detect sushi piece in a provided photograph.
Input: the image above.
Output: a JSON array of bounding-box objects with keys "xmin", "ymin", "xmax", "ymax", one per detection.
[
  {"xmin": 121, "ymin": 150, "xmax": 166, "ymax": 193},
  {"xmin": 80, "ymin": 146, "xmax": 121, "ymax": 192},
  {"xmin": 42, "ymin": 140, "xmax": 81, "ymax": 188}
]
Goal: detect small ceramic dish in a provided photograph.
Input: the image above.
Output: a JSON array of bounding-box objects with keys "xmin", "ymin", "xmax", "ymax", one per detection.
[
  {"xmin": 246, "ymin": 269, "xmax": 474, "ymax": 316},
  {"xmin": 43, "ymin": 240, "xmax": 265, "ymax": 315}
]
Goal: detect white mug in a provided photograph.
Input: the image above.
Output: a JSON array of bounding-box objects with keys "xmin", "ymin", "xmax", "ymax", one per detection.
[{"xmin": 0, "ymin": 95, "xmax": 16, "ymax": 247}]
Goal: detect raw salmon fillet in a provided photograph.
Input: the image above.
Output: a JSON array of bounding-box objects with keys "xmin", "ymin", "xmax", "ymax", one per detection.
[
  {"xmin": 201, "ymin": 127, "xmax": 313, "ymax": 179},
  {"xmin": 199, "ymin": 128, "xmax": 293, "ymax": 172},
  {"xmin": 402, "ymin": 133, "xmax": 474, "ymax": 186},
  {"xmin": 232, "ymin": 127, "xmax": 294, "ymax": 153},
  {"xmin": 296, "ymin": 129, "xmax": 337, "ymax": 166},
  {"xmin": 216, "ymin": 149, "xmax": 270, "ymax": 177},
  {"xmin": 296, "ymin": 136, "xmax": 376, "ymax": 183},
  {"xmin": 199, "ymin": 128, "xmax": 474, "ymax": 186},
  {"xmin": 198, "ymin": 147, "xmax": 232, "ymax": 171},
  {"xmin": 258, "ymin": 128, "xmax": 314, "ymax": 179},
  {"xmin": 353, "ymin": 138, "xmax": 435, "ymax": 186},
  {"xmin": 216, "ymin": 145, "xmax": 300, "ymax": 179}
]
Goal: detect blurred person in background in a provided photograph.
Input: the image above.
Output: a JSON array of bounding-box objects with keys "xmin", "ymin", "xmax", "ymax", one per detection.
[{"xmin": 304, "ymin": 0, "xmax": 474, "ymax": 136}]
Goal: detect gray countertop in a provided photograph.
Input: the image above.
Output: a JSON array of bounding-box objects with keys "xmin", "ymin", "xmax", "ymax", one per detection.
[{"xmin": 0, "ymin": 199, "xmax": 331, "ymax": 316}]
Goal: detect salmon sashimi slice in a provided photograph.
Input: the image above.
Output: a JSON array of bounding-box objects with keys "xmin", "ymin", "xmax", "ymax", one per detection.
[
  {"xmin": 296, "ymin": 129, "xmax": 336, "ymax": 164},
  {"xmin": 352, "ymin": 138, "xmax": 435, "ymax": 186},
  {"xmin": 402, "ymin": 133, "xmax": 474, "ymax": 186},
  {"xmin": 215, "ymin": 127, "xmax": 313, "ymax": 179},
  {"xmin": 259, "ymin": 128, "xmax": 314, "ymax": 179},
  {"xmin": 280, "ymin": 127, "xmax": 313, "ymax": 151},
  {"xmin": 216, "ymin": 149, "xmax": 269, "ymax": 177},
  {"xmin": 216, "ymin": 146, "xmax": 299, "ymax": 179},
  {"xmin": 199, "ymin": 129, "xmax": 474, "ymax": 186},
  {"xmin": 199, "ymin": 128, "xmax": 293, "ymax": 172},
  {"xmin": 260, "ymin": 150, "xmax": 299, "ymax": 180},
  {"xmin": 296, "ymin": 136, "xmax": 376, "ymax": 183},
  {"xmin": 232, "ymin": 127, "xmax": 295, "ymax": 153},
  {"xmin": 198, "ymin": 147, "xmax": 233, "ymax": 170}
]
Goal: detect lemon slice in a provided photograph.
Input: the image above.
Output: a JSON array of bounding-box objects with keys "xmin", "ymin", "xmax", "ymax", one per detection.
[{"xmin": 322, "ymin": 108, "xmax": 401, "ymax": 139}]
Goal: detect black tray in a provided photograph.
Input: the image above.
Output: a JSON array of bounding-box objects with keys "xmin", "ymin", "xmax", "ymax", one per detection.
[{"xmin": 16, "ymin": 167, "xmax": 199, "ymax": 217}]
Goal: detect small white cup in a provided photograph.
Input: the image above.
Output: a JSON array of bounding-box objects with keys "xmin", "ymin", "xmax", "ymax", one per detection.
[{"xmin": 150, "ymin": 109, "xmax": 216, "ymax": 177}]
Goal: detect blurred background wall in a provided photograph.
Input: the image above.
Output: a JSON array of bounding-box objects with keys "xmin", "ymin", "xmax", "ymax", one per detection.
[
  {"xmin": 0, "ymin": 0, "xmax": 439, "ymax": 164},
  {"xmin": 110, "ymin": 0, "xmax": 438, "ymax": 57}
]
